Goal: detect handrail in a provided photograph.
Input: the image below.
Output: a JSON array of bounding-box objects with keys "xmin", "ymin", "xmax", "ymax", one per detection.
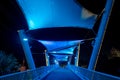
[
  {"xmin": 0, "ymin": 65, "xmax": 58, "ymax": 80},
  {"xmin": 67, "ymin": 65, "xmax": 120, "ymax": 80}
]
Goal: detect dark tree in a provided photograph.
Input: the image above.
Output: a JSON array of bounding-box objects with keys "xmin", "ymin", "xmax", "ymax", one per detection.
[{"xmin": 0, "ymin": 50, "xmax": 20, "ymax": 76}]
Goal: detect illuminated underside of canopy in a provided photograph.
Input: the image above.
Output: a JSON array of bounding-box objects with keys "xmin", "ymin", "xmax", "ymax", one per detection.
[
  {"xmin": 53, "ymin": 55, "xmax": 69, "ymax": 61},
  {"xmin": 38, "ymin": 40, "xmax": 82, "ymax": 61},
  {"xmin": 38, "ymin": 40, "xmax": 82, "ymax": 54},
  {"xmin": 50, "ymin": 47, "xmax": 76, "ymax": 54},
  {"xmin": 16, "ymin": 0, "xmax": 99, "ymax": 61},
  {"xmin": 16, "ymin": 0, "xmax": 97, "ymax": 30}
]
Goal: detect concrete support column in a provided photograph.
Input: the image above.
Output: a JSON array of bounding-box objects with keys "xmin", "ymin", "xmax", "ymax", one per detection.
[
  {"xmin": 88, "ymin": 0, "xmax": 115, "ymax": 70},
  {"xmin": 18, "ymin": 30, "xmax": 36, "ymax": 69}
]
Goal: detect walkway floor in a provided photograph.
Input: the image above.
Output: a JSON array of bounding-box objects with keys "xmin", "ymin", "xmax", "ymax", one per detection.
[{"xmin": 41, "ymin": 67, "xmax": 83, "ymax": 80}]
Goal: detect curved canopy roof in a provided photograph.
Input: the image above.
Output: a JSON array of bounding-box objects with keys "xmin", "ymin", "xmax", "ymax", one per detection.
[
  {"xmin": 26, "ymin": 27, "xmax": 96, "ymax": 41},
  {"xmin": 38, "ymin": 40, "xmax": 78, "ymax": 51},
  {"xmin": 16, "ymin": 0, "xmax": 97, "ymax": 30},
  {"xmin": 38, "ymin": 40, "xmax": 82, "ymax": 54}
]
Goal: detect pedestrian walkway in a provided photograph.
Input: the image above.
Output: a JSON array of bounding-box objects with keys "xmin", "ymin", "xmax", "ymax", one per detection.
[{"xmin": 41, "ymin": 67, "xmax": 83, "ymax": 80}]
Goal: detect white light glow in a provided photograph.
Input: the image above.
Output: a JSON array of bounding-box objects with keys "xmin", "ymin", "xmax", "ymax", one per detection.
[{"xmin": 23, "ymin": 38, "xmax": 28, "ymax": 41}]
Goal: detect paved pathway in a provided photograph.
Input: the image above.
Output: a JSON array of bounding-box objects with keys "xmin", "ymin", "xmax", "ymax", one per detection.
[{"xmin": 41, "ymin": 67, "xmax": 83, "ymax": 80}]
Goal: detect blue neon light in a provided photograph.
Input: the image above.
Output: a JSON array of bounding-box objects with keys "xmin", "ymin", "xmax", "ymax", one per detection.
[{"xmin": 16, "ymin": 0, "xmax": 97, "ymax": 30}]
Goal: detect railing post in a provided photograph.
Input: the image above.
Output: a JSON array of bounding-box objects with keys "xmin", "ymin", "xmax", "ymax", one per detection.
[
  {"xmin": 75, "ymin": 43, "xmax": 80, "ymax": 66},
  {"xmin": 45, "ymin": 50, "xmax": 50, "ymax": 66},
  {"xmin": 88, "ymin": 0, "xmax": 115, "ymax": 70},
  {"xmin": 18, "ymin": 30, "xmax": 36, "ymax": 69}
]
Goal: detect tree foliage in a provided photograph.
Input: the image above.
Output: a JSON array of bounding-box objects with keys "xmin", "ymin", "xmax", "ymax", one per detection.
[{"xmin": 0, "ymin": 50, "xmax": 20, "ymax": 75}]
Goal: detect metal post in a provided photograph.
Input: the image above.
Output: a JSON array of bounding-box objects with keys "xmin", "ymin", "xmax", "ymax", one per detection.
[
  {"xmin": 45, "ymin": 50, "xmax": 49, "ymax": 66},
  {"xmin": 88, "ymin": 0, "xmax": 115, "ymax": 70},
  {"xmin": 18, "ymin": 30, "xmax": 36, "ymax": 69},
  {"xmin": 68, "ymin": 55, "xmax": 72, "ymax": 65},
  {"xmin": 75, "ymin": 43, "xmax": 80, "ymax": 66}
]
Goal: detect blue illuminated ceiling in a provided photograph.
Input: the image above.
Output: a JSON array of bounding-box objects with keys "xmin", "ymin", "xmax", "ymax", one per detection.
[
  {"xmin": 16, "ymin": 0, "xmax": 97, "ymax": 57},
  {"xmin": 16, "ymin": 0, "xmax": 97, "ymax": 30},
  {"xmin": 53, "ymin": 55, "xmax": 69, "ymax": 61},
  {"xmin": 16, "ymin": 0, "xmax": 98, "ymax": 41},
  {"xmin": 16, "ymin": 0, "xmax": 97, "ymax": 58},
  {"xmin": 38, "ymin": 40, "xmax": 82, "ymax": 54}
]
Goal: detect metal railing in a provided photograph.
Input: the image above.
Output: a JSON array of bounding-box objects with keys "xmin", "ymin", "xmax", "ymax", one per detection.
[
  {"xmin": 0, "ymin": 65, "xmax": 58, "ymax": 80},
  {"xmin": 67, "ymin": 65, "xmax": 120, "ymax": 80}
]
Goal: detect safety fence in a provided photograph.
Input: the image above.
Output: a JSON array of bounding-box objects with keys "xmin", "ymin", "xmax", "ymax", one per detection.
[
  {"xmin": 67, "ymin": 65, "xmax": 120, "ymax": 80},
  {"xmin": 0, "ymin": 65, "xmax": 58, "ymax": 80}
]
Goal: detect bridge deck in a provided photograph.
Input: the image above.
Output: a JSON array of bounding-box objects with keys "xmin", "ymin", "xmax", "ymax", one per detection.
[{"xmin": 41, "ymin": 67, "xmax": 82, "ymax": 80}]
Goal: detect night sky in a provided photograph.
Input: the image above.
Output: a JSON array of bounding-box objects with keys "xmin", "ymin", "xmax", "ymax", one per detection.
[{"xmin": 0, "ymin": 0, "xmax": 120, "ymax": 77}]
